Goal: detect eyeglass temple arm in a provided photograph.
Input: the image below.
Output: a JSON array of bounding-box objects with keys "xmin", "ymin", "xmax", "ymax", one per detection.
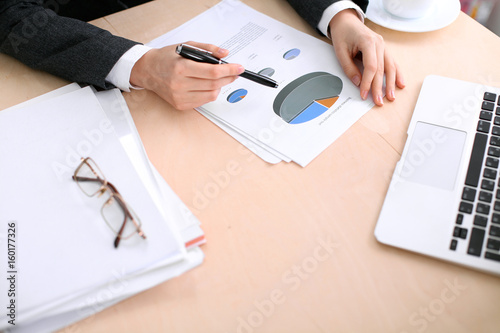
[
  {"xmin": 72, "ymin": 175, "xmax": 146, "ymax": 248},
  {"xmin": 112, "ymin": 194, "xmax": 146, "ymax": 248},
  {"xmin": 99, "ymin": 182, "xmax": 146, "ymax": 248},
  {"xmin": 72, "ymin": 175, "xmax": 106, "ymax": 184},
  {"xmin": 73, "ymin": 176, "xmax": 125, "ymax": 198}
]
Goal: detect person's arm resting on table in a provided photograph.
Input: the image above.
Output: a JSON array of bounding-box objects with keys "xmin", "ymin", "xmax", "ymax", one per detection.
[
  {"xmin": 0, "ymin": 0, "xmax": 243, "ymax": 110},
  {"xmin": 286, "ymin": 0, "xmax": 405, "ymax": 106}
]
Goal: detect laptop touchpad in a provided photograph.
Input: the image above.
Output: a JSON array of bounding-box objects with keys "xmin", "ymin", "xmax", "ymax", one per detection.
[{"xmin": 401, "ymin": 122, "xmax": 466, "ymax": 191}]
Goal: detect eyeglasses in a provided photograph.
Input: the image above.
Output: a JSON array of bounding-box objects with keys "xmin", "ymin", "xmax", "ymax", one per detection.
[{"xmin": 72, "ymin": 157, "xmax": 146, "ymax": 248}]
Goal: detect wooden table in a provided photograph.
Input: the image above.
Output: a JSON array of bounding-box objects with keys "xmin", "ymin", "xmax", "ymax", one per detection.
[{"xmin": 1, "ymin": 1, "xmax": 499, "ymax": 332}]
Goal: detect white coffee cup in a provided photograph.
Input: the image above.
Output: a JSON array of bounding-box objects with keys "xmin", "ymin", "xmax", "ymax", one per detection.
[{"xmin": 382, "ymin": 0, "xmax": 435, "ymax": 19}]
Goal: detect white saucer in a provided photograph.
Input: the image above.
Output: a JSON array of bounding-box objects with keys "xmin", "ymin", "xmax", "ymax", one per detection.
[{"xmin": 366, "ymin": 0, "xmax": 461, "ymax": 33}]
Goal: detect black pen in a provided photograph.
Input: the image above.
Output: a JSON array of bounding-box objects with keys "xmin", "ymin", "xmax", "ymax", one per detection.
[{"xmin": 175, "ymin": 44, "xmax": 278, "ymax": 88}]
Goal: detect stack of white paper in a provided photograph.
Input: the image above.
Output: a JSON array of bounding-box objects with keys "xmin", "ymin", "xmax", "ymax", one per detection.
[
  {"xmin": 0, "ymin": 84, "xmax": 205, "ymax": 333},
  {"xmin": 148, "ymin": 0, "xmax": 375, "ymax": 166}
]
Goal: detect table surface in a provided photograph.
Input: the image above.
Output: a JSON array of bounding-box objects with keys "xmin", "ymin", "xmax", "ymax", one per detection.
[{"xmin": 1, "ymin": 1, "xmax": 500, "ymax": 332}]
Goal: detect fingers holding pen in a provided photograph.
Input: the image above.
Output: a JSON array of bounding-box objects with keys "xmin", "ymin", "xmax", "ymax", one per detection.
[
  {"xmin": 178, "ymin": 41, "xmax": 245, "ymax": 80},
  {"xmin": 130, "ymin": 42, "xmax": 245, "ymax": 110},
  {"xmin": 183, "ymin": 61, "xmax": 244, "ymax": 82},
  {"xmin": 171, "ymin": 42, "xmax": 245, "ymax": 95},
  {"xmin": 173, "ymin": 61, "xmax": 242, "ymax": 90},
  {"xmin": 166, "ymin": 61, "xmax": 243, "ymax": 109}
]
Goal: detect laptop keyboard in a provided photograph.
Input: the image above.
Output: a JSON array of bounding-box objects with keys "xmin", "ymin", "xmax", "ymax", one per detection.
[{"xmin": 453, "ymin": 92, "xmax": 500, "ymax": 262}]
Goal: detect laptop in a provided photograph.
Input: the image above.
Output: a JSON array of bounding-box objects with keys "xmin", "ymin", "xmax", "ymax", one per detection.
[{"xmin": 375, "ymin": 75, "xmax": 500, "ymax": 275}]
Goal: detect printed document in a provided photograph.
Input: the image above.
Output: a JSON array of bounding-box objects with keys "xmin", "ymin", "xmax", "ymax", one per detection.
[{"xmin": 148, "ymin": 0, "xmax": 375, "ymax": 166}]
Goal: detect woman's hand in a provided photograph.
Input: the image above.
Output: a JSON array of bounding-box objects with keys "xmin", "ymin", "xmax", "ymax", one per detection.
[
  {"xmin": 329, "ymin": 9, "xmax": 405, "ymax": 106},
  {"xmin": 130, "ymin": 41, "xmax": 244, "ymax": 110}
]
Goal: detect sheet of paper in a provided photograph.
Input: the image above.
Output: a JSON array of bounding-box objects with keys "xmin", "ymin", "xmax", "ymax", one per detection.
[
  {"xmin": 199, "ymin": 110, "xmax": 287, "ymax": 163},
  {"xmin": 0, "ymin": 87, "xmax": 205, "ymax": 329},
  {"xmin": 6, "ymin": 83, "xmax": 82, "ymax": 109},
  {"xmin": 16, "ymin": 85, "xmax": 206, "ymax": 251},
  {"xmin": 94, "ymin": 89, "xmax": 206, "ymax": 247},
  {"xmin": 148, "ymin": 0, "xmax": 375, "ymax": 166},
  {"xmin": 7, "ymin": 247, "xmax": 204, "ymax": 333},
  {"xmin": 0, "ymin": 87, "xmax": 187, "ymax": 328}
]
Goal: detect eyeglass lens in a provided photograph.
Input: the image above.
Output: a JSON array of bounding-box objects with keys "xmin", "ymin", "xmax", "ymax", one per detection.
[
  {"xmin": 75, "ymin": 158, "xmax": 106, "ymax": 197},
  {"xmin": 102, "ymin": 196, "xmax": 142, "ymax": 239}
]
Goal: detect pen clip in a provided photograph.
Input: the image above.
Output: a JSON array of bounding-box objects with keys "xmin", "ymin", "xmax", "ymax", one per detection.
[
  {"xmin": 176, "ymin": 44, "xmax": 223, "ymax": 64},
  {"xmin": 177, "ymin": 43, "xmax": 213, "ymax": 55}
]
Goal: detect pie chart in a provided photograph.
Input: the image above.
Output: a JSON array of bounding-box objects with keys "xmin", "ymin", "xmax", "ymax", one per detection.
[
  {"xmin": 283, "ymin": 48, "xmax": 301, "ymax": 60},
  {"xmin": 273, "ymin": 72, "xmax": 343, "ymax": 124},
  {"xmin": 227, "ymin": 89, "xmax": 248, "ymax": 103},
  {"xmin": 258, "ymin": 67, "xmax": 275, "ymax": 77}
]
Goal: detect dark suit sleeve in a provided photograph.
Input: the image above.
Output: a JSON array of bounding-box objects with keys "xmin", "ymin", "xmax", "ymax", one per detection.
[
  {"xmin": 286, "ymin": 0, "xmax": 369, "ymax": 33},
  {"xmin": 0, "ymin": 0, "xmax": 140, "ymax": 89}
]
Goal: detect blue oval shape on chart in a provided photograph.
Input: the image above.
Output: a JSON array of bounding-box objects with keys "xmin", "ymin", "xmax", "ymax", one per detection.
[
  {"xmin": 227, "ymin": 89, "xmax": 248, "ymax": 103},
  {"xmin": 283, "ymin": 48, "xmax": 301, "ymax": 60}
]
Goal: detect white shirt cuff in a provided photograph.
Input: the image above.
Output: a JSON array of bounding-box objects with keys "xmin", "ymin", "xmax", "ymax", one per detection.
[
  {"xmin": 105, "ymin": 44, "xmax": 152, "ymax": 92},
  {"xmin": 317, "ymin": 0, "xmax": 365, "ymax": 37}
]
